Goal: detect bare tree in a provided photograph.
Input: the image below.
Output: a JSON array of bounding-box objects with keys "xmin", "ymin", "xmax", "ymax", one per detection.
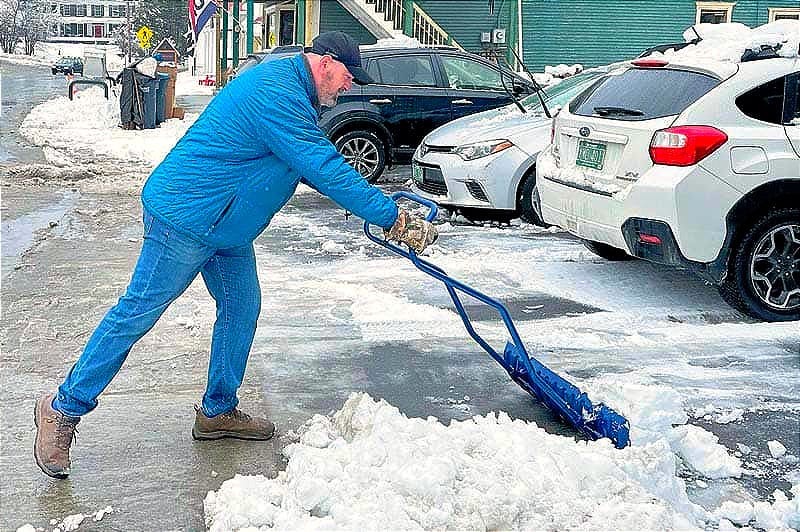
[
  {"xmin": 17, "ymin": 0, "xmax": 58, "ymax": 55},
  {"xmin": 0, "ymin": 0, "xmax": 21, "ymax": 53}
]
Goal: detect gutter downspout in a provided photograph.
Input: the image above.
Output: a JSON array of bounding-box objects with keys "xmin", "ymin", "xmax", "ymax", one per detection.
[{"xmin": 517, "ymin": 0, "xmax": 523, "ymax": 69}]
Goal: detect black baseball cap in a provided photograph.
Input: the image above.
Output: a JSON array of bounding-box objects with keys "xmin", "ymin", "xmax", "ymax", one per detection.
[{"xmin": 306, "ymin": 31, "xmax": 374, "ymax": 85}]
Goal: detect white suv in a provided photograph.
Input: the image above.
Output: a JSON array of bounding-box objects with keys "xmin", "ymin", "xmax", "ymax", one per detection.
[{"xmin": 536, "ymin": 31, "xmax": 799, "ymax": 321}]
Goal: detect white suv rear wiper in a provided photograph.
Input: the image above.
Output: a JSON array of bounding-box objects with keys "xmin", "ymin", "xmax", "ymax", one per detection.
[{"xmin": 593, "ymin": 106, "xmax": 644, "ymax": 116}]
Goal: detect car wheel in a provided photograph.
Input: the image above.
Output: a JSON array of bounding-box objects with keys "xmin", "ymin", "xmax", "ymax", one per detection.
[
  {"xmin": 719, "ymin": 207, "xmax": 800, "ymax": 322},
  {"xmin": 582, "ymin": 240, "xmax": 634, "ymax": 261},
  {"xmin": 518, "ymin": 170, "xmax": 547, "ymax": 226},
  {"xmin": 335, "ymin": 130, "xmax": 386, "ymax": 184}
]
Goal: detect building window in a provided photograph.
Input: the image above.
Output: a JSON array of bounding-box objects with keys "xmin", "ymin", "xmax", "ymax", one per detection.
[
  {"xmin": 61, "ymin": 4, "xmax": 74, "ymax": 16},
  {"xmin": 61, "ymin": 23, "xmax": 84, "ymax": 37},
  {"xmin": 75, "ymin": 4, "xmax": 86, "ymax": 16},
  {"xmin": 92, "ymin": 5, "xmax": 104, "ymax": 17},
  {"xmin": 695, "ymin": 2, "xmax": 735, "ymax": 24},
  {"xmin": 769, "ymin": 8, "xmax": 800, "ymax": 21},
  {"xmin": 109, "ymin": 5, "xmax": 126, "ymax": 17}
]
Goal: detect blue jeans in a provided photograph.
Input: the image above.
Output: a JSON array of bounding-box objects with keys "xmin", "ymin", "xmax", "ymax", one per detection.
[{"xmin": 54, "ymin": 209, "xmax": 261, "ymax": 418}]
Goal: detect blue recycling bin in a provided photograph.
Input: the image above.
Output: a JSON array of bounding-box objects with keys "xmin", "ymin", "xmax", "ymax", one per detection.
[
  {"xmin": 156, "ymin": 73, "xmax": 169, "ymax": 124},
  {"xmin": 140, "ymin": 77, "xmax": 158, "ymax": 129}
]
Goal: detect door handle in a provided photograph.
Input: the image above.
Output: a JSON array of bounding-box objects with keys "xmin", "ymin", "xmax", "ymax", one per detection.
[
  {"xmin": 369, "ymin": 98, "xmax": 393, "ymax": 104},
  {"xmin": 451, "ymin": 99, "xmax": 473, "ymax": 105}
]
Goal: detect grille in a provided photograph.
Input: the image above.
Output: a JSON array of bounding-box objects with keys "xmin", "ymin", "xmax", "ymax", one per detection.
[
  {"xmin": 416, "ymin": 165, "xmax": 448, "ymax": 196},
  {"xmin": 417, "ymin": 180, "xmax": 448, "ymax": 196},
  {"xmin": 465, "ymin": 181, "xmax": 488, "ymax": 202}
]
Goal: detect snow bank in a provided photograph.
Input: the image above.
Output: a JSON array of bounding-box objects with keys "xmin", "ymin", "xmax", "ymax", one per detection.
[
  {"xmin": 205, "ymin": 392, "xmax": 702, "ymax": 531},
  {"xmin": 362, "ymin": 35, "xmax": 422, "ymax": 50},
  {"xmin": 19, "ymin": 87, "xmax": 195, "ymax": 170}
]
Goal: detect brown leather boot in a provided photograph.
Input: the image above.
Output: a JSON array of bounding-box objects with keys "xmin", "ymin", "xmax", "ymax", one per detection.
[
  {"xmin": 192, "ymin": 405, "xmax": 275, "ymax": 441},
  {"xmin": 34, "ymin": 393, "xmax": 80, "ymax": 479}
]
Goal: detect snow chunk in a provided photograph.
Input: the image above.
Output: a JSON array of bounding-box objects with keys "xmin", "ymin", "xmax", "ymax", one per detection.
[
  {"xmin": 768, "ymin": 440, "xmax": 788, "ymax": 459},
  {"xmin": 669, "ymin": 425, "xmax": 742, "ymax": 479},
  {"xmin": 205, "ymin": 393, "xmax": 703, "ymax": 531},
  {"xmin": 15, "ymin": 525, "xmax": 36, "ymax": 532},
  {"xmin": 321, "ymin": 240, "xmax": 347, "ymax": 255},
  {"xmin": 715, "ymin": 500, "xmax": 754, "ymax": 525}
]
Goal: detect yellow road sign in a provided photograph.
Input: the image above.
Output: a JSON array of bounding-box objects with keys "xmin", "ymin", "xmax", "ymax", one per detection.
[{"xmin": 136, "ymin": 26, "xmax": 154, "ymax": 49}]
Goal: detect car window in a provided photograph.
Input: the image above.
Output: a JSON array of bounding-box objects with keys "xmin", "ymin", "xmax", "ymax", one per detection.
[
  {"xmin": 373, "ymin": 55, "xmax": 436, "ymax": 87},
  {"xmin": 569, "ymin": 67, "xmax": 720, "ymax": 121},
  {"xmin": 793, "ymin": 76, "xmax": 800, "ymax": 125},
  {"xmin": 520, "ymin": 69, "xmax": 607, "ymax": 111},
  {"xmin": 366, "ymin": 59, "xmax": 380, "ymax": 83},
  {"xmin": 441, "ymin": 56, "xmax": 504, "ymax": 91},
  {"xmin": 736, "ymin": 75, "xmax": 786, "ymax": 125}
]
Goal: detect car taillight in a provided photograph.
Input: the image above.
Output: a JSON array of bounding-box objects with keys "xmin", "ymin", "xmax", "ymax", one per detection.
[
  {"xmin": 631, "ymin": 58, "xmax": 669, "ymax": 68},
  {"xmin": 649, "ymin": 126, "xmax": 728, "ymax": 167}
]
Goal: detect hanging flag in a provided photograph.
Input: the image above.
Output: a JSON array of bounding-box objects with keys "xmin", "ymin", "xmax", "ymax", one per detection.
[{"xmin": 189, "ymin": 0, "xmax": 219, "ymax": 42}]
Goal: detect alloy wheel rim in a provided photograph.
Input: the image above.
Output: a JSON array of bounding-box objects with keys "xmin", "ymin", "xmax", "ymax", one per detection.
[
  {"xmin": 749, "ymin": 223, "xmax": 800, "ymax": 311},
  {"xmin": 340, "ymin": 138, "xmax": 379, "ymax": 178}
]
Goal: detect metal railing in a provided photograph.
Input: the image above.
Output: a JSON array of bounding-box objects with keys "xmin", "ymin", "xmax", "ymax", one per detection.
[
  {"xmin": 362, "ymin": 0, "xmax": 461, "ymax": 48},
  {"xmin": 412, "ymin": 4, "xmax": 461, "ymax": 48}
]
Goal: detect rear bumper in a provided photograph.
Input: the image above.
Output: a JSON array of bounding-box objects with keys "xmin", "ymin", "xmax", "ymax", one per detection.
[{"xmin": 537, "ymin": 146, "xmax": 741, "ymax": 283}]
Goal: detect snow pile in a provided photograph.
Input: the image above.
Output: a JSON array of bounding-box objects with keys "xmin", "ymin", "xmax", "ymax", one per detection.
[
  {"xmin": 769, "ymin": 440, "xmax": 788, "ymax": 459},
  {"xmin": 19, "ymin": 87, "xmax": 195, "ymax": 169},
  {"xmin": 669, "ymin": 425, "xmax": 742, "ymax": 479},
  {"xmin": 652, "ymin": 20, "xmax": 800, "ymax": 63},
  {"xmin": 545, "ymin": 63, "xmax": 583, "ymax": 78},
  {"xmin": 362, "ymin": 35, "xmax": 422, "ymax": 50},
  {"xmin": 205, "ymin": 392, "xmax": 703, "ymax": 531},
  {"xmin": 175, "ymin": 71, "xmax": 216, "ymax": 96}
]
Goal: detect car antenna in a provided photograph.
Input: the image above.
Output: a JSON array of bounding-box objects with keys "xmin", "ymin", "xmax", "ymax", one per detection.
[{"xmin": 503, "ymin": 45, "xmax": 551, "ymax": 119}]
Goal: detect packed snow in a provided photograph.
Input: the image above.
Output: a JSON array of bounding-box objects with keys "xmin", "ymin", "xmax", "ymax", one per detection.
[{"xmin": 651, "ymin": 20, "xmax": 800, "ymax": 63}]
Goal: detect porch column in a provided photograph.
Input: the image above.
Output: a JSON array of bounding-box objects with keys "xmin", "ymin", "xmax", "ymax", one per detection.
[
  {"xmin": 402, "ymin": 0, "xmax": 413, "ymax": 37},
  {"xmin": 296, "ymin": 0, "xmax": 306, "ymax": 45},
  {"xmin": 221, "ymin": 3, "xmax": 228, "ymax": 73},
  {"xmin": 246, "ymin": 0, "xmax": 254, "ymax": 54},
  {"xmin": 232, "ymin": 0, "xmax": 240, "ymax": 67}
]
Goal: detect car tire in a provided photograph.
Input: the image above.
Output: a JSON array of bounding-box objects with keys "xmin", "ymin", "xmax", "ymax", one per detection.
[
  {"xmin": 718, "ymin": 207, "xmax": 800, "ymax": 322},
  {"xmin": 52, "ymin": 68, "xmax": 58, "ymax": 75},
  {"xmin": 334, "ymin": 130, "xmax": 386, "ymax": 184},
  {"xmin": 518, "ymin": 171, "xmax": 547, "ymax": 227},
  {"xmin": 582, "ymin": 240, "xmax": 634, "ymax": 261}
]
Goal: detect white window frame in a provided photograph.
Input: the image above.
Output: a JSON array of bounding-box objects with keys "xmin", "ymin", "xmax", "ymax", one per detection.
[
  {"xmin": 768, "ymin": 8, "xmax": 800, "ymax": 21},
  {"xmin": 695, "ymin": 1, "xmax": 736, "ymax": 24}
]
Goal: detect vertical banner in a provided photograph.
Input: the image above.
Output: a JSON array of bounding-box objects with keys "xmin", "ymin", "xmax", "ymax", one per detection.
[{"xmin": 189, "ymin": 0, "xmax": 219, "ymax": 41}]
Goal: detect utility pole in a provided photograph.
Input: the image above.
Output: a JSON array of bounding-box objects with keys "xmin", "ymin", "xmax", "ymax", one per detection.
[{"xmin": 125, "ymin": 0, "xmax": 131, "ymax": 64}]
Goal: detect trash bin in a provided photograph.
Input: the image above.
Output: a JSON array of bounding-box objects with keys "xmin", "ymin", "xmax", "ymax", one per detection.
[
  {"xmin": 140, "ymin": 76, "xmax": 159, "ymax": 129},
  {"xmin": 156, "ymin": 72, "xmax": 169, "ymax": 124}
]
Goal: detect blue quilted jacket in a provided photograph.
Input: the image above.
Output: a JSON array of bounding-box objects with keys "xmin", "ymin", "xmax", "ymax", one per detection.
[{"xmin": 141, "ymin": 54, "xmax": 398, "ymax": 249}]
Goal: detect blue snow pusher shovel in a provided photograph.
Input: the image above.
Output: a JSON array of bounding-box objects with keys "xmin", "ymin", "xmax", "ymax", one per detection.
[{"xmin": 365, "ymin": 192, "xmax": 630, "ymax": 449}]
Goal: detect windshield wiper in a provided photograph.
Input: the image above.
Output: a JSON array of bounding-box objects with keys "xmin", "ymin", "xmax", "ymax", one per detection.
[{"xmin": 593, "ymin": 106, "xmax": 644, "ymax": 116}]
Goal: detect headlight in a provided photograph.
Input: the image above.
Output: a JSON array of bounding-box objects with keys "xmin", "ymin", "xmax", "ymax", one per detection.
[{"xmin": 452, "ymin": 139, "xmax": 513, "ymax": 161}]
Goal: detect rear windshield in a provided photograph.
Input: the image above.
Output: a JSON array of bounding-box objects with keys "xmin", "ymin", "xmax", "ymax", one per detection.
[{"xmin": 569, "ymin": 68, "xmax": 720, "ymax": 121}]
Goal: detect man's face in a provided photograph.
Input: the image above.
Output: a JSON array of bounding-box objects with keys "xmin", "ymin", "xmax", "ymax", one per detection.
[{"xmin": 317, "ymin": 55, "xmax": 353, "ymax": 107}]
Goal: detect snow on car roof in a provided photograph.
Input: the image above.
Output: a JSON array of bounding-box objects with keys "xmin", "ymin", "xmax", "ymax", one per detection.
[{"xmin": 645, "ymin": 20, "xmax": 799, "ymax": 78}]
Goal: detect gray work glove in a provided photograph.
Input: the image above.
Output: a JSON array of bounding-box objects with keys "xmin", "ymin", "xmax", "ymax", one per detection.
[{"xmin": 384, "ymin": 208, "xmax": 438, "ymax": 253}]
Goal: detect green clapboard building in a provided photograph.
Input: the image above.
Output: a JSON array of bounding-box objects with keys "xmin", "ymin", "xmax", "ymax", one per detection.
[{"xmin": 222, "ymin": 1, "xmax": 798, "ymax": 74}]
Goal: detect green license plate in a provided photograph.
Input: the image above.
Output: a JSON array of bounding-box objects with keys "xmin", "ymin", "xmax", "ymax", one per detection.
[
  {"xmin": 412, "ymin": 163, "xmax": 423, "ymax": 183},
  {"xmin": 576, "ymin": 140, "xmax": 607, "ymax": 170}
]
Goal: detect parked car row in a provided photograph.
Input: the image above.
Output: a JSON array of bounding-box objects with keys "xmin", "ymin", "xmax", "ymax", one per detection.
[{"xmin": 411, "ymin": 24, "xmax": 799, "ymax": 322}]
